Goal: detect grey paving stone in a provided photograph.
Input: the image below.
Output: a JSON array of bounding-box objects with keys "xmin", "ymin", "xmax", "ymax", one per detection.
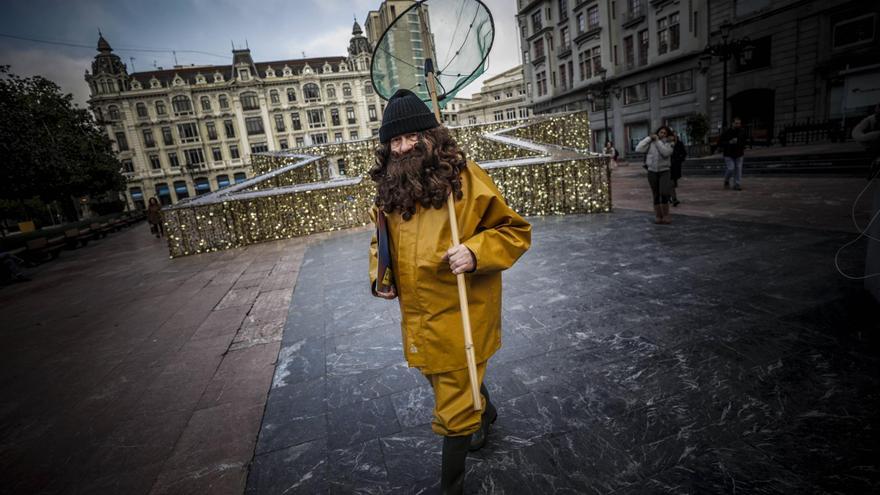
[{"xmin": 326, "ymin": 395, "xmax": 402, "ymax": 449}]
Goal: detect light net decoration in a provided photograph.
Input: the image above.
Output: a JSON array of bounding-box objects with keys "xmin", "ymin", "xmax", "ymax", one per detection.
[{"xmin": 162, "ymin": 111, "xmax": 608, "ymax": 258}]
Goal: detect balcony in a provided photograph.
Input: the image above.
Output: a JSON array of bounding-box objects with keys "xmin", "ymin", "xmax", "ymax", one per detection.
[
  {"xmin": 557, "ymin": 43, "xmax": 572, "ymax": 59},
  {"xmin": 574, "ymin": 26, "xmax": 602, "ymax": 45},
  {"xmin": 622, "ymin": 6, "xmax": 646, "ymax": 28}
]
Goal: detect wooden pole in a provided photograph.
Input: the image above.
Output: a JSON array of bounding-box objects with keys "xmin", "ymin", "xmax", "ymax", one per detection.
[{"xmin": 418, "ymin": 3, "xmax": 481, "ymax": 412}]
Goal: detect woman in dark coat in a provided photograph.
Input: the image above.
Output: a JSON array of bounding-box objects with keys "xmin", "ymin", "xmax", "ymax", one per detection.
[
  {"xmin": 670, "ymin": 131, "xmax": 687, "ymax": 206},
  {"xmin": 147, "ymin": 197, "xmax": 164, "ymax": 238}
]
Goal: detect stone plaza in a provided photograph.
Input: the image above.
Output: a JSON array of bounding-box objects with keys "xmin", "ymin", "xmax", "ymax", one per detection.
[{"xmin": 1, "ymin": 169, "xmax": 877, "ymax": 494}]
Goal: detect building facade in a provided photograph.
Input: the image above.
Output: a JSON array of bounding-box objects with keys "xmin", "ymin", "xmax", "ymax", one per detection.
[
  {"xmin": 85, "ymin": 23, "xmax": 380, "ymax": 209},
  {"xmin": 704, "ymin": 0, "xmax": 880, "ymax": 143},
  {"xmin": 518, "ymin": 0, "xmax": 709, "ymax": 155},
  {"xmin": 518, "ymin": 0, "xmax": 879, "ymax": 154},
  {"xmin": 457, "ymin": 66, "xmax": 533, "ymax": 125}
]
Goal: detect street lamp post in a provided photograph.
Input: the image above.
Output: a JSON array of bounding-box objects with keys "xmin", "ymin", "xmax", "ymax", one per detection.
[
  {"xmin": 591, "ymin": 66, "xmax": 620, "ymax": 149},
  {"xmin": 704, "ymin": 21, "xmax": 752, "ymax": 129}
]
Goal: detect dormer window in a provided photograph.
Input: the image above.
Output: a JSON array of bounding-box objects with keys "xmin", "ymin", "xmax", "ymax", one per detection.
[
  {"xmin": 266, "ymin": 67, "xmax": 276, "ymax": 77},
  {"xmin": 283, "ymin": 66, "xmax": 292, "ymax": 76},
  {"xmin": 195, "ymin": 74, "xmax": 206, "ymax": 84},
  {"xmin": 323, "ymin": 63, "xmax": 332, "ymax": 73},
  {"xmin": 150, "ymin": 77, "xmax": 161, "ymax": 89},
  {"xmin": 131, "ymin": 79, "xmax": 142, "ymax": 90},
  {"xmin": 214, "ymin": 72, "xmax": 224, "ymax": 83},
  {"xmin": 238, "ymin": 68, "xmax": 251, "ymax": 81},
  {"xmin": 172, "ymin": 75, "xmax": 185, "ymax": 86}
]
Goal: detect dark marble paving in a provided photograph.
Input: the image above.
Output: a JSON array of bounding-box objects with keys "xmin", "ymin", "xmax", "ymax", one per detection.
[{"xmin": 247, "ymin": 210, "xmax": 879, "ymax": 494}]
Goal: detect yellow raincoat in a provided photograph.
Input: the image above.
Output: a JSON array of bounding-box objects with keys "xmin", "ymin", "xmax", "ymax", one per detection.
[{"xmin": 369, "ymin": 161, "xmax": 531, "ymax": 374}]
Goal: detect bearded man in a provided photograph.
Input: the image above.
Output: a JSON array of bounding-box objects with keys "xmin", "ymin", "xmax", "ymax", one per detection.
[{"xmin": 368, "ymin": 89, "xmax": 531, "ymax": 494}]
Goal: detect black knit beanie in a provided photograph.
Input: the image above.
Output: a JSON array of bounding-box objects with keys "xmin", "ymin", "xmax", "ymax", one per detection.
[{"xmin": 379, "ymin": 89, "xmax": 439, "ymax": 143}]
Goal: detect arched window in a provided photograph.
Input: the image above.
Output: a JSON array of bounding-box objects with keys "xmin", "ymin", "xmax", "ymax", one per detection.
[
  {"xmin": 233, "ymin": 172, "xmax": 247, "ymax": 183},
  {"xmin": 155, "ymin": 100, "xmax": 166, "ymax": 115},
  {"xmin": 364, "ymin": 82, "xmax": 374, "ymax": 95},
  {"xmin": 129, "ymin": 187, "xmax": 145, "ymax": 210},
  {"xmin": 173, "ymin": 181, "xmax": 189, "ymax": 200},
  {"xmin": 287, "ymin": 88, "xmax": 297, "ymax": 102},
  {"xmin": 337, "ymin": 158, "xmax": 347, "ymax": 176},
  {"xmin": 216, "ymin": 174, "xmax": 231, "ymax": 189},
  {"xmin": 200, "ymin": 96, "xmax": 211, "ymax": 112},
  {"xmin": 241, "ymin": 91, "xmax": 260, "ymax": 110},
  {"xmin": 136, "ymin": 102, "xmax": 148, "ymax": 118},
  {"xmin": 172, "ymin": 95, "xmax": 192, "ymax": 114},
  {"xmin": 326, "ymin": 85, "xmax": 336, "ymax": 99},
  {"xmin": 218, "ymin": 94, "xmax": 229, "ymax": 109},
  {"xmin": 342, "ymin": 84, "xmax": 352, "ymax": 97},
  {"xmin": 155, "ymin": 183, "xmax": 172, "ymax": 206},
  {"xmin": 303, "ymin": 83, "xmax": 320, "ymax": 101},
  {"xmin": 194, "ymin": 177, "xmax": 211, "ymax": 195},
  {"xmin": 270, "ymin": 90, "xmax": 280, "ymax": 104},
  {"xmin": 108, "ymin": 105, "xmax": 120, "ymax": 120},
  {"xmin": 93, "ymin": 107, "xmax": 104, "ymax": 122}
]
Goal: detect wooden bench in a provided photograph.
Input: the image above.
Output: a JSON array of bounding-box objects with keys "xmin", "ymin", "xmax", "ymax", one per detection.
[
  {"xmin": 109, "ymin": 218, "xmax": 127, "ymax": 231},
  {"xmin": 24, "ymin": 237, "xmax": 64, "ymax": 263},
  {"xmin": 90, "ymin": 222, "xmax": 113, "ymax": 238},
  {"xmin": 63, "ymin": 228, "xmax": 93, "ymax": 249}
]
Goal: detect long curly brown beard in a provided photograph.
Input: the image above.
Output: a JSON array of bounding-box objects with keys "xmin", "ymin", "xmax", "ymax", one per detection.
[{"xmin": 369, "ymin": 126, "xmax": 467, "ymax": 221}]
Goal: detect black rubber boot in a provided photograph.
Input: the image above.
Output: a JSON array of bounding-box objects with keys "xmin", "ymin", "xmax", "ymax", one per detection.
[
  {"xmin": 441, "ymin": 434, "xmax": 471, "ymax": 495},
  {"xmin": 469, "ymin": 383, "xmax": 498, "ymax": 451}
]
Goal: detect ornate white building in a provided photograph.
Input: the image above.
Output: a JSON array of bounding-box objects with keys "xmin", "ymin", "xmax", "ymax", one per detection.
[
  {"xmin": 457, "ymin": 66, "xmax": 532, "ymax": 125},
  {"xmin": 85, "ymin": 23, "xmax": 379, "ymax": 209}
]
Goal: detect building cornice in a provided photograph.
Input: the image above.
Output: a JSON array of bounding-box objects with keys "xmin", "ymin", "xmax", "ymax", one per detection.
[
  {"xmin": 526, "ymin": 26, "xmax": 554, "ymax": 42},
  {"xmin": 517, "ymin": 0, "xmax": 544, "ymax": 15}
]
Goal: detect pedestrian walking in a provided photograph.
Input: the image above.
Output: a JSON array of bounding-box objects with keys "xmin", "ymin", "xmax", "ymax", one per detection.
[
  {"xmin": 852, "ymin": 103, "xmax": 880, "ymax": 178},
  {"xmin": 720, "ymin": 117, "xmax": 748, "ymax": 190},
  {"xmin": 670, "ymin": 131, "xmax": 687, "ymax": 206},
  {"xmin": 604, "ymin": 140, "xmax": 620, "ymax": 168},
  {"xmin": 147, "ymin": 197, "xmax": 164, "ymax": 238},
  {"xmin": 635, "ymin": 126, "xmax": 674, "ymax": 224},
  {"xmin": 368, "ymin": 89, "xmax": 532, "ymax": 494}
]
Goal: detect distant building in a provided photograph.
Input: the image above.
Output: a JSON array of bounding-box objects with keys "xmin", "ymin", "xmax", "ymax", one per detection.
[
  {"xmin": 704, "ymin": 0, "xmax": 880, "ymax": 143},
  {"xmin": 458, "ymin": 66, "xmax": 532, "ymax": 125},
  {"xmin": 441, "ymin": 97, "xmax": 471, "ymax": 126},
  {"xmin": 518, "ymin": 0, "xmax": 880, "ymax": 154},
  {"xmin": 85, "ymin": 23, "xmax": 379, "ymax": 209},
  {"xmin": 517, "ymin": 0, "xmax": 708, "ymax": 154},
  {"xmin": 365, "ymin": 1, "xmax": 430, "ymax": 96}
]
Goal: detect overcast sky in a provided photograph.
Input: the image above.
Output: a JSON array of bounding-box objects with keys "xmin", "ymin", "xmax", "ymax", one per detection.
[{"xmin": 0, "ymin": 0, "xmax": 521, "ymax": 108}]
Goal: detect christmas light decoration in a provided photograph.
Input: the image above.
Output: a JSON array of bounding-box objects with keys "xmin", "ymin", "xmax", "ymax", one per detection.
[{"xmin": 163, "ymin": 111, "xmax": 608, "ymax": 258}]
